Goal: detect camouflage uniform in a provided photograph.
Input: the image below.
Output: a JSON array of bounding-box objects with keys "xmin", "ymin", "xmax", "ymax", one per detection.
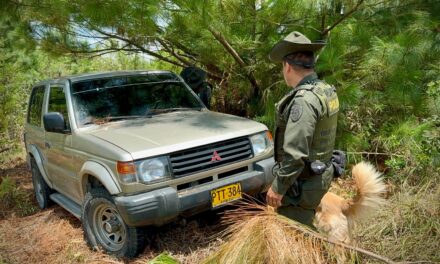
[{"xmin": 272, "ymin": 73, "xmax": 339, "ymax": 227}]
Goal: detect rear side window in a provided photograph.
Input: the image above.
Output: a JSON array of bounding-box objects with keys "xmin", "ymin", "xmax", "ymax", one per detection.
[
  {"xmin": 28, "ymin": 86, "xmax": 45, "ymax": 126},
  {"xmin": 48, "ymin": 86, "xmax": 70, "ymax": 130}
]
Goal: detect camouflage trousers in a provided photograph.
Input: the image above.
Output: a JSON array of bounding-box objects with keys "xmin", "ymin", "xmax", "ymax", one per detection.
[{"xmin": 277, "ymin": 166, "xmax": 334, "ymax": 228}]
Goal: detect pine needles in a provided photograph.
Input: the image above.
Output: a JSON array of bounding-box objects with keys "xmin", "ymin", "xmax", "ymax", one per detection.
[
  {"xmin": 204, "ymin": 197, "xmax": 439, "ymax": 264},
  {"xmin": 203, "ymin": 198, "xmax": 351, "ymax": 264}
]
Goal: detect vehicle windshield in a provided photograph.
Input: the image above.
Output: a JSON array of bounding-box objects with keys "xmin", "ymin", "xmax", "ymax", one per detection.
[{"xmin": 71, "ymin": 74, "xmax": 203, "ymax": 127}]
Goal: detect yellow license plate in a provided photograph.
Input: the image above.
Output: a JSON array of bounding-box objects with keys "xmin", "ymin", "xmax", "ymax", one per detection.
[{"xmin": 211, "ymin": 183, "xmax": 242, "ymax": 208}]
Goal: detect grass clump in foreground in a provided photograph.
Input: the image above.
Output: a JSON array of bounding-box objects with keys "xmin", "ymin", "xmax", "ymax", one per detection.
[
  {"xmin": 203, "ymin": 198, "xmax": 355, "ymax": 264},
  {"xmin": 203, "ymin": 196, "xmax": 437, "ymax": 264},
  {"xmin": 358, "ymin": 180, "xmax": 440, "ymax": 263}
]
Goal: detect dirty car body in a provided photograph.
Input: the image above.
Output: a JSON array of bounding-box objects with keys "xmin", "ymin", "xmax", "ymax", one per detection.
[{"xmin": 24, "ymin": 70, "xmax": 274, "ymax": 257}]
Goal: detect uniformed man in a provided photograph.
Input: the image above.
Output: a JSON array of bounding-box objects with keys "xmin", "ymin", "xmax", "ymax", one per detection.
[
  {"xmin": 180, "ymin": 66, "xmax": 212, "ymax": 109},
  {"xmin": 266, "ymin": 31, "xmax": 340, "ymax": 228}
]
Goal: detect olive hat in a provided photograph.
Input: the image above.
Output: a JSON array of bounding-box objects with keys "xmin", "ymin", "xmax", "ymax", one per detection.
[
  {"xmin": 269, "ymin": 31, "xmax": 326, "ymax": 62},
  {"xmin": 180, "ymin": 66, "xmax": 207, "ymax": 89}
]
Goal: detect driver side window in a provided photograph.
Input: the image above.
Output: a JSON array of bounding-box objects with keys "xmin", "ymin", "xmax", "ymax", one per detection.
[{"xmin": 48, "ymin": 86, "xmax": 71, "ymax": 130}]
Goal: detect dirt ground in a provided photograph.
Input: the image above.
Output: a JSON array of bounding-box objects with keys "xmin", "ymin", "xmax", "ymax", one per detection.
[{"xmin": 0, "ymin": 158, "xmax": 225, "ymax": 264}]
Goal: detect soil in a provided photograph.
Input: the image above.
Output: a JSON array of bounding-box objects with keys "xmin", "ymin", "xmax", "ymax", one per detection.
[{"xmin": 0, "ymin": 158, "xmax": 226, "ymax": 264}]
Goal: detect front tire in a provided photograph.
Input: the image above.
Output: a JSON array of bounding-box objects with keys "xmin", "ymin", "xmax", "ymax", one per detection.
[
  {"xmin": 31, "ymin": 158, "xmax": 52, "ymax": 209},
  {"xmin": 81, "ymin": 188, "xmax": 146, "ymax": 258}
]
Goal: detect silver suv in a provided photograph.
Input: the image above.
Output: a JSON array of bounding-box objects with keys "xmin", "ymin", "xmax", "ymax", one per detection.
[{"xmin": 24, "ymin": 71, "xmax": 274, "ymax": 257}]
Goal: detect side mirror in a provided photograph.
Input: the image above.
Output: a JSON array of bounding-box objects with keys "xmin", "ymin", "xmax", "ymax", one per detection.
[{"xmin": 44, "ymin": 112, "xmax": 69, "ymax": 133}]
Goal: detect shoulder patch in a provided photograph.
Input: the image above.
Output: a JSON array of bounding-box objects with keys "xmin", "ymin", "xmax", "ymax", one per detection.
[
  {"xmin": 290, "ymin": 104, "xmax": 303, "ymax": 122},
  {"xmin": 296, "ymin": 90, "xmax": 306, "ymax": 97}
]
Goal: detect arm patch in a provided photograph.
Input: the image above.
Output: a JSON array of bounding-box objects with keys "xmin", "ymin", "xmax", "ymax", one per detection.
[{"xmin": 290, "ymin": 104, "xmax": 303, "ymax": 122}]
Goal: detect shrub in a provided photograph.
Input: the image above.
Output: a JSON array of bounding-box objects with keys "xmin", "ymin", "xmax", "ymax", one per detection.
[{"xmin": 0, "ymin": 176, "xmax": 38, "ymax": 218}]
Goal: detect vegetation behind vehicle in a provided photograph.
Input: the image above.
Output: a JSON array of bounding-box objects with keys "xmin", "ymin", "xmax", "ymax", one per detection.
[{"xmin": 1, "ymin": 0, "xmax": 439, "ymax": 262}]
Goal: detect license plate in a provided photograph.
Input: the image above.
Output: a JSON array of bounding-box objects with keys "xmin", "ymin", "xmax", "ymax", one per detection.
[{"xmin": 211, "ymin": 183, "xmax": 242, "ymax": 208}]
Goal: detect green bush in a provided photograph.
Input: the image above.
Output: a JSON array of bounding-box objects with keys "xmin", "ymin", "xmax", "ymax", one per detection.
[
  {"xmin": 372, "ymin": 117, "xmax": 440, "ymax": 183},
  {"xmin": 0, "ymin": 176, "xmax": 38, "ymax": 218}
]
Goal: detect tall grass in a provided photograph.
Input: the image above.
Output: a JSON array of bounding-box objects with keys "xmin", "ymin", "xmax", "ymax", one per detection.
[{"xmin": 358, "ymin": 181, "xmax": 440, "ymax": 262}]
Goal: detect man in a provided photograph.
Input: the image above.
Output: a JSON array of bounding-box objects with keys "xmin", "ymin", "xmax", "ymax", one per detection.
[
  {"xmin": 266, "ymin": 31, "xmax": 339, "ymax": 228},
  {"xmin": 180, "ymin": 66, "xmax": 212, "ymax": 109}
]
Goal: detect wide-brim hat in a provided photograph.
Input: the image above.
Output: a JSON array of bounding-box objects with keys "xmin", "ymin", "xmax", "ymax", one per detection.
[
  {"xmin": 180, "ymin": 66, "xmax": 206, "ymax": 89},
  {"xmin": 269, "ymin": 31, "xmax": 326, "ymax": 62}
]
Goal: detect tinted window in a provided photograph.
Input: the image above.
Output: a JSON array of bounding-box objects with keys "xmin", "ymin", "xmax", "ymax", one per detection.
[
  {"xmin": 28, "ymin": 86, "xmax": 45, "ymax": 126},
  {"xmin": 72, "ymin": 73, "xmax": 180, "ymax": 94},
  {"xmin": 72, "ymin": 81, "xmax": 202, "ymax": 127},
  {"xmin": 48, "ymin": 86, "xmax": 70, "ymax": 130}
]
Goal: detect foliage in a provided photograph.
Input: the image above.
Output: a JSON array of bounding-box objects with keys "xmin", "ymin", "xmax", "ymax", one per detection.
[
  {"xmin": 0, "ymin": 12, "xmax": 168, "ymax": 158},
  {"xmin": 7, "ymin": 0, "xmax": 380, "ymax": 116},
  {"xmin": 12, "ymin": 1, "xmax": 439, "ymax": 178},
  {"xmin": 0, "ymin": 1, "xmax": 440, "ymax": 262},
  {"xmin": 372, "ymin": 117, "xmax": 440, "ymax": 183},
  {"xmin": 0, "ymin": 177, "xmax": 38, "ymax": 218},
  {"xmin": 0, "ymin": 15, "xmax": 38, "ymax": 153}
]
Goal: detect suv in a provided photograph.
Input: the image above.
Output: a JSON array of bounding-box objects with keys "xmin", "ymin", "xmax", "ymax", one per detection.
[{"xmin": 24, "ymin": 71, "xmax": 274, "ymax": 257}]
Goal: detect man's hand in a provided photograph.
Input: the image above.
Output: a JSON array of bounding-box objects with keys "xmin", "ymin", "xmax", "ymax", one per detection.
[{"xmin": 266, "ymin": 187, "xmax": 283, "ymax": 208}]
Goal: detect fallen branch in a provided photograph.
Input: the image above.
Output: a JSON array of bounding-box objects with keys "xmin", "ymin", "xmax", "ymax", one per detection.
[{"xmin": 0, "ymin": 146, "xmax": 12, "ymax": 154}]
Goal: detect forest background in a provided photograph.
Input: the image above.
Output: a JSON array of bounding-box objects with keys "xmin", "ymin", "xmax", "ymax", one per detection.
[{"xmin": 0, "ymin": 0, "xmax": 439, "ymax": 263}]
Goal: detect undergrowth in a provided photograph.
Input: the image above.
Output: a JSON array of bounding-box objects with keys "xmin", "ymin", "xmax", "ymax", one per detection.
[
  {"xmin": 0, "ymin": 176, "xmax": 38, "ymax": 218},
  {"xmin": 0, "ymin": 147, "xmax": 25, "ymax": 170},
  {"xmin": 358, "ymin": 180, "xmax": 440, "ymax": 262}
]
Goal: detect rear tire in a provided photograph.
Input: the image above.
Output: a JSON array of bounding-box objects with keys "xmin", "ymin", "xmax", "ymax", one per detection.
[
  {"xmin": 31, "ymin": 158, "xmax": 52, "ymax": 209},
  {"xmin": 81, "ymin": 188, "xmax": 146, "ymax": 258}
]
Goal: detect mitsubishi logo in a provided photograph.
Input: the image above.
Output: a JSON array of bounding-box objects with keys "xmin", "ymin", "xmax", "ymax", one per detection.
[{"xmin": 211, "ymin": 150, "xmax": 222, "ymax": 162}]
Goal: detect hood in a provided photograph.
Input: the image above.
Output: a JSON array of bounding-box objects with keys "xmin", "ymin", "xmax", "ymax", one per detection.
[{"xmin": 87, "ymin": 110, "xmax": 267, "ymax": 160}]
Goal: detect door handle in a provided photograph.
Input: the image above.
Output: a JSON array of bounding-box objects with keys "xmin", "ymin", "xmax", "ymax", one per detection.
[{"xmin": 45, "ymin": 142, "xmax": 51, "ymax": 149}]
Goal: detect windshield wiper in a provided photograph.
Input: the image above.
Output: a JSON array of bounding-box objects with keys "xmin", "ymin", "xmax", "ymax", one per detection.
[
  {"xmin": 107, "ymin": 115, "xmax": 143, "ymax": 121},
  {"xmin": 145, "ymin": 107, "xmax": 202, "ymax": 117},
  {"xmin": 81, "ymin": 115, "xmax": 143, "ymax": 126}
]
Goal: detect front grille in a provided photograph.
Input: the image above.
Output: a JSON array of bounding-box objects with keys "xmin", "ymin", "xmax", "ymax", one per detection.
[
  {"xmin": 218, "ymin": 166, "xmax": 248, "ymax": 180},
  {"xmin": 170, "ymin": 137, "xmax": 253, "ymax": 177}
]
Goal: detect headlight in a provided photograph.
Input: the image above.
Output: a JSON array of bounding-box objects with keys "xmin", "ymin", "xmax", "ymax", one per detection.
[
  {"xmin": 117, "ymin": 156, "xmax": 171, "ymax": 184},
  {"xmin": 135, "ymin": 156, "xmax": 171, "ymax": 183},
  {"xmin": 250, "ymin": 131, "xmax": 273, "ymax": 156}
]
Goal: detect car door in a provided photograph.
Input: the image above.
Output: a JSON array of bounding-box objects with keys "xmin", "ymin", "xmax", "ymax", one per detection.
[
  {"xmin": 44, "ymin": 84, "xmax": 80, "ymax": 202},
  {"xmin": 25, "ymin": 84, "xmax": 49, "ymax": 175}
]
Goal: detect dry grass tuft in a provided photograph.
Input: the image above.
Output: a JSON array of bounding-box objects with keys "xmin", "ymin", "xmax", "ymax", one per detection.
[
  {"xmin": 357, "ymin": 180, "xmax": 440, "ymax": 263},
  {"xmin": 203, "ymin": 197, "xmax": 352, "ymax": 264}
]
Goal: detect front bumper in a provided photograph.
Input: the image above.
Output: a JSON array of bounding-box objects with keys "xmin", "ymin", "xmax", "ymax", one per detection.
[{"xmin": 114, "ymin": 157, "xmax": 274, "ymax": 227}]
